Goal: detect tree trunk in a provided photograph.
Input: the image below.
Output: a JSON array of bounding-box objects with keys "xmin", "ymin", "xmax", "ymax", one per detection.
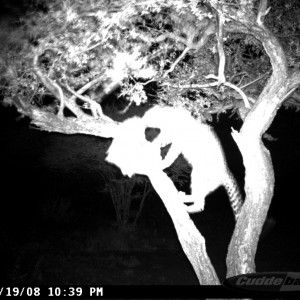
[
  {"xmin": 224, "ymin": 6, "xmax": 300, "ymax": 277},
  {"xmin": 226, "ymin": 132, "xmax": 274, "ymax": 276},
  {"xmin": 226, "ymin": 71, "xmax": 296, "ymax": 276},
  {"xmin": 148, "ymin": 171, "xmax": 220, "ymax": 285},
  {"xmin": 226, "ymin": 78, "xmax": 288, "ymax": 276}
]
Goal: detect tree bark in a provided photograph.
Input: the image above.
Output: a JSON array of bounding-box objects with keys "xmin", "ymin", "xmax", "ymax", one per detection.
[
  {"xmin": 221, "ymin": 0, "xmax": 300, "ymax": 278},
  {"xmin": 227, "ymin": 130, "xmax": 274, "ymax": 276},
  {"xmin": 148, "ymin": 171, "xmax": 220, "ymax": 285},
  {"xmin": 225, "ymin": 21, "xmax": 300, "ymax": 278}
]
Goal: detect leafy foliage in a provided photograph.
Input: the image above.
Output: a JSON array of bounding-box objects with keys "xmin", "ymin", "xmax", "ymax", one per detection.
[
  {"xmin": 266, "ymin": 0, "xmax": 300, "ymax": 69},
  {"xmin": 1, "ymin": 0, "xmax": 300, "ymax": 116}
]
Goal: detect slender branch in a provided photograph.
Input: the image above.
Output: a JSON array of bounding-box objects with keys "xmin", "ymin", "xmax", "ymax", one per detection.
[
  {"xmin": 240, "ymin": 73, "xmax": 268, "ymax": 89},
  {"xmin": 163, "ymin": 76, "xmax": 250, "ymax": 108},
  {"xmin": 76, "ymin": 42, "xmax": 102, "ymax": 54},
  {"xmin": 288, "ymin": 70, "xmax": 300, "ymax": 91},
  {"xmin": 67, "ymin": 74, "xmax": 122, "ymax": 106},
  {"xmin": 229, "ymin": 72, "xmax": 248, "ymax": 83},
  {"xmin": 163, "ymin": 47, "xmax": 190, "ymax": 78},
  {"xmin": 62, "ymin": 81, "xmax": 114, "ymax": 121},
  {"xmin": 135, "ymin": 30, "xmax": 187, "ymax": 46},
  {"xmin": 216, "ymin": 12, "xmax": 226, "ymax": 83},
  {"xmin": 32, "ymin": 50, "xmax": 85, "ymax": 118},
  {"xmin": 68, "ymin": 76, "xmax": 104, "ymax": 103},
  {"xmin": 236, "ymin": 74, "xmax": 248, "ymax": 86},
  {"xmin": 161, "ymin": 80, "xmax": 218, "ymax": 89},
  {"xmin": 33, "ymin": 51, "xmax": 65, "ymax": 118},
  {"xmin": 282, "ymin": 86, "xmax": 298, "ymax": 102},
  {"xmin": 256, "ymin": 0, "xmax": 270, "ymax": 25},
  {"xmin": 206, "ymin": 74, "xmax": 250, "ymax": 108},
  {"xmin": 225, "ymin": 81, "xmax": 250, "ymax": 108}
]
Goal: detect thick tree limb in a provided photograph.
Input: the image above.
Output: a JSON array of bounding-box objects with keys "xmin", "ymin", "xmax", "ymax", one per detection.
[
  {"xmin": 210, "ymin": 0, "xmax": 300, "ymax": 277},
  {"xmin": 13, "ymin": 98, "xmax": 118, "ymax": 138}
]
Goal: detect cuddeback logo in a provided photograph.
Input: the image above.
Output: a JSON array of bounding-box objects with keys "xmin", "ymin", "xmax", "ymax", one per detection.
[{"xmin": 223, "ymin": 272, "xmax": 300, "ymax": 293}]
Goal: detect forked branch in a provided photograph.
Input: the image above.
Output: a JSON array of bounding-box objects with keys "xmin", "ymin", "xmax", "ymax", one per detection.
[
  {"xmin": 32, "ymin": 49, "xmax": 115, "ymax": 123},
  {"xmin": 32, "ymin": 50, "xmax": 83, "ymax": 118}
]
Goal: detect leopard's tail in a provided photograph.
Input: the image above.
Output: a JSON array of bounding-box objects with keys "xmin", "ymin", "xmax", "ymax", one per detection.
[{"xmin": 223, "ymin": 172, "xmax": 244, "ymax": 221}]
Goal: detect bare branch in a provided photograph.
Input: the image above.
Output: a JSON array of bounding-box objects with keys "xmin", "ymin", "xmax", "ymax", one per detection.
[
  {"xmin": 69, "ymin": 77, "xmax": 104, "ymax": 103},
  {"xmin": 282, "ymin": 86, "xmax": 298, "ymax": 102},
  {"xmin": 163, "ymin": 75, "xmax": 250, "ymax": 109},
  {"xmin": 61, "ymin": 81, "xmax": 114, "ymax": 122},
  {"xmin": 240, "ymin": 73, "xmax": 268, "ymax": 89},
  {"xmin": 216, "ymin": 12, "xmax": 226, "ymax": 83},
  {"xmin": 256, "ymin": 0, "xmax": 271, "ymax": 25},
  {"xmin": 33, "ymin": 50, "xmax": 84, "ymax": 118},
  {"xmin": 33, "ymin": 49, "xmax": 124, "ymax": 123},
  {"xmin": 288, "ymin": 70, "xmax": 300, "ymax": 91},
  {"xmin": 225, "ymin": 81, "xmax": 251, "ymax": 108},
  {"xmin": 31, "ymin": 107, "xmax": 118, "ymax": 137},
  {"xmin": 95, "ymin": 79, "xmax": 122, "ymax": 102},
  {"xmin": 205, "ymin": 74, "xmax": 250, "ymax": 108},
  {"xmin": 76, "ymin": 42, "xmax": 102, "ymax": 54},
  {"xmin": 29, "ymin": 48, "xmax": 122, "ymax": 137},
  {"xmin": 230, "ymin": 72, "xmax": 249, "ymax": 82},
  {"xmin": 33, "ymin": 51, "xmax": 65, "ymax": 118},
  {"xmin": 163, "ymin": 47, "xmax": 190, "ymax": 78},
  {"xmin": 161, "ymin": 81, "xmax": 219, "ymax": 89}
]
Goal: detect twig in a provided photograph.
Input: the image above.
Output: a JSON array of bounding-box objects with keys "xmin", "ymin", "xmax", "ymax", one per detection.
[
  {"xmin": 216, "ymin": 12, "xmax": 226, "ymax": 83},
  {"xmin": 62, "ymin": 81, "xmax": 113, "ymax": 121},
  {"xmin": 68, "ymin": 76, "xmax": 104, "ymax": 103},
  {"xmin": 76, "ymin": 42, "xmax": 102, "ymax": 54},
  {"xmin": 163, "ymin": 47, "xmax": 190, "ymax": 78},
  {"xmin": 229, "ymin": 71, "xmax": 252, "ymax": 83},
  {"xmin": 240, "ymin": 73, "xmax": 268, "ymax": 89},
  {"xmin": 33, "ymin": 50, "xmax": 83, "ymax": 118},
  {"xmin": 225, "ymin": 81, "xmax": 250, "ymax": 108}
]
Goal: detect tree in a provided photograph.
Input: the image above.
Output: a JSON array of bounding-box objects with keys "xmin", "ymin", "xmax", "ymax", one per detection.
[{"xmin": 1, "ymin": 0, "xmax": 300, "ymax": 284}]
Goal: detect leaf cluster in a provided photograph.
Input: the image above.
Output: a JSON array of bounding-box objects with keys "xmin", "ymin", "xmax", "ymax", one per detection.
[{"xmin": 1, "ymin": 0, "xmax": 300, "ymax": 118}]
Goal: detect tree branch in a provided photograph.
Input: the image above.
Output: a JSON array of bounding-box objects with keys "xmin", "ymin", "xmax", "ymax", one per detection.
[
  {"xmin": 163, "ymin": 47, "xmax": 190, "ymax": 78},
  {"xmin": 61, "ymin": 81, "xmax": 114, "ymax": 121},
  {"xmin": 134, "ymin": 30, "xmax": 187, "ymax": 46},
  {"xmin": 31, "ymin": 108, "xmax": 118, "ymax": 138},
  {"xmin": 216, "ymin": 11, "xmax": 226, "ymax": 83},
  {"xmin": 221, "ymin": 0, "xmax": 300, "ymax": 277},
  {"xmin": 32, "ymin": 50, "xmax": 85, "ymax": 118},
  {"xmin": 256, "ymin": 0, "xmax": 271, "ymax": 25},
  {"xmin": 24, "ymin": 50, "xmax": 120, "ymax": 137}
]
